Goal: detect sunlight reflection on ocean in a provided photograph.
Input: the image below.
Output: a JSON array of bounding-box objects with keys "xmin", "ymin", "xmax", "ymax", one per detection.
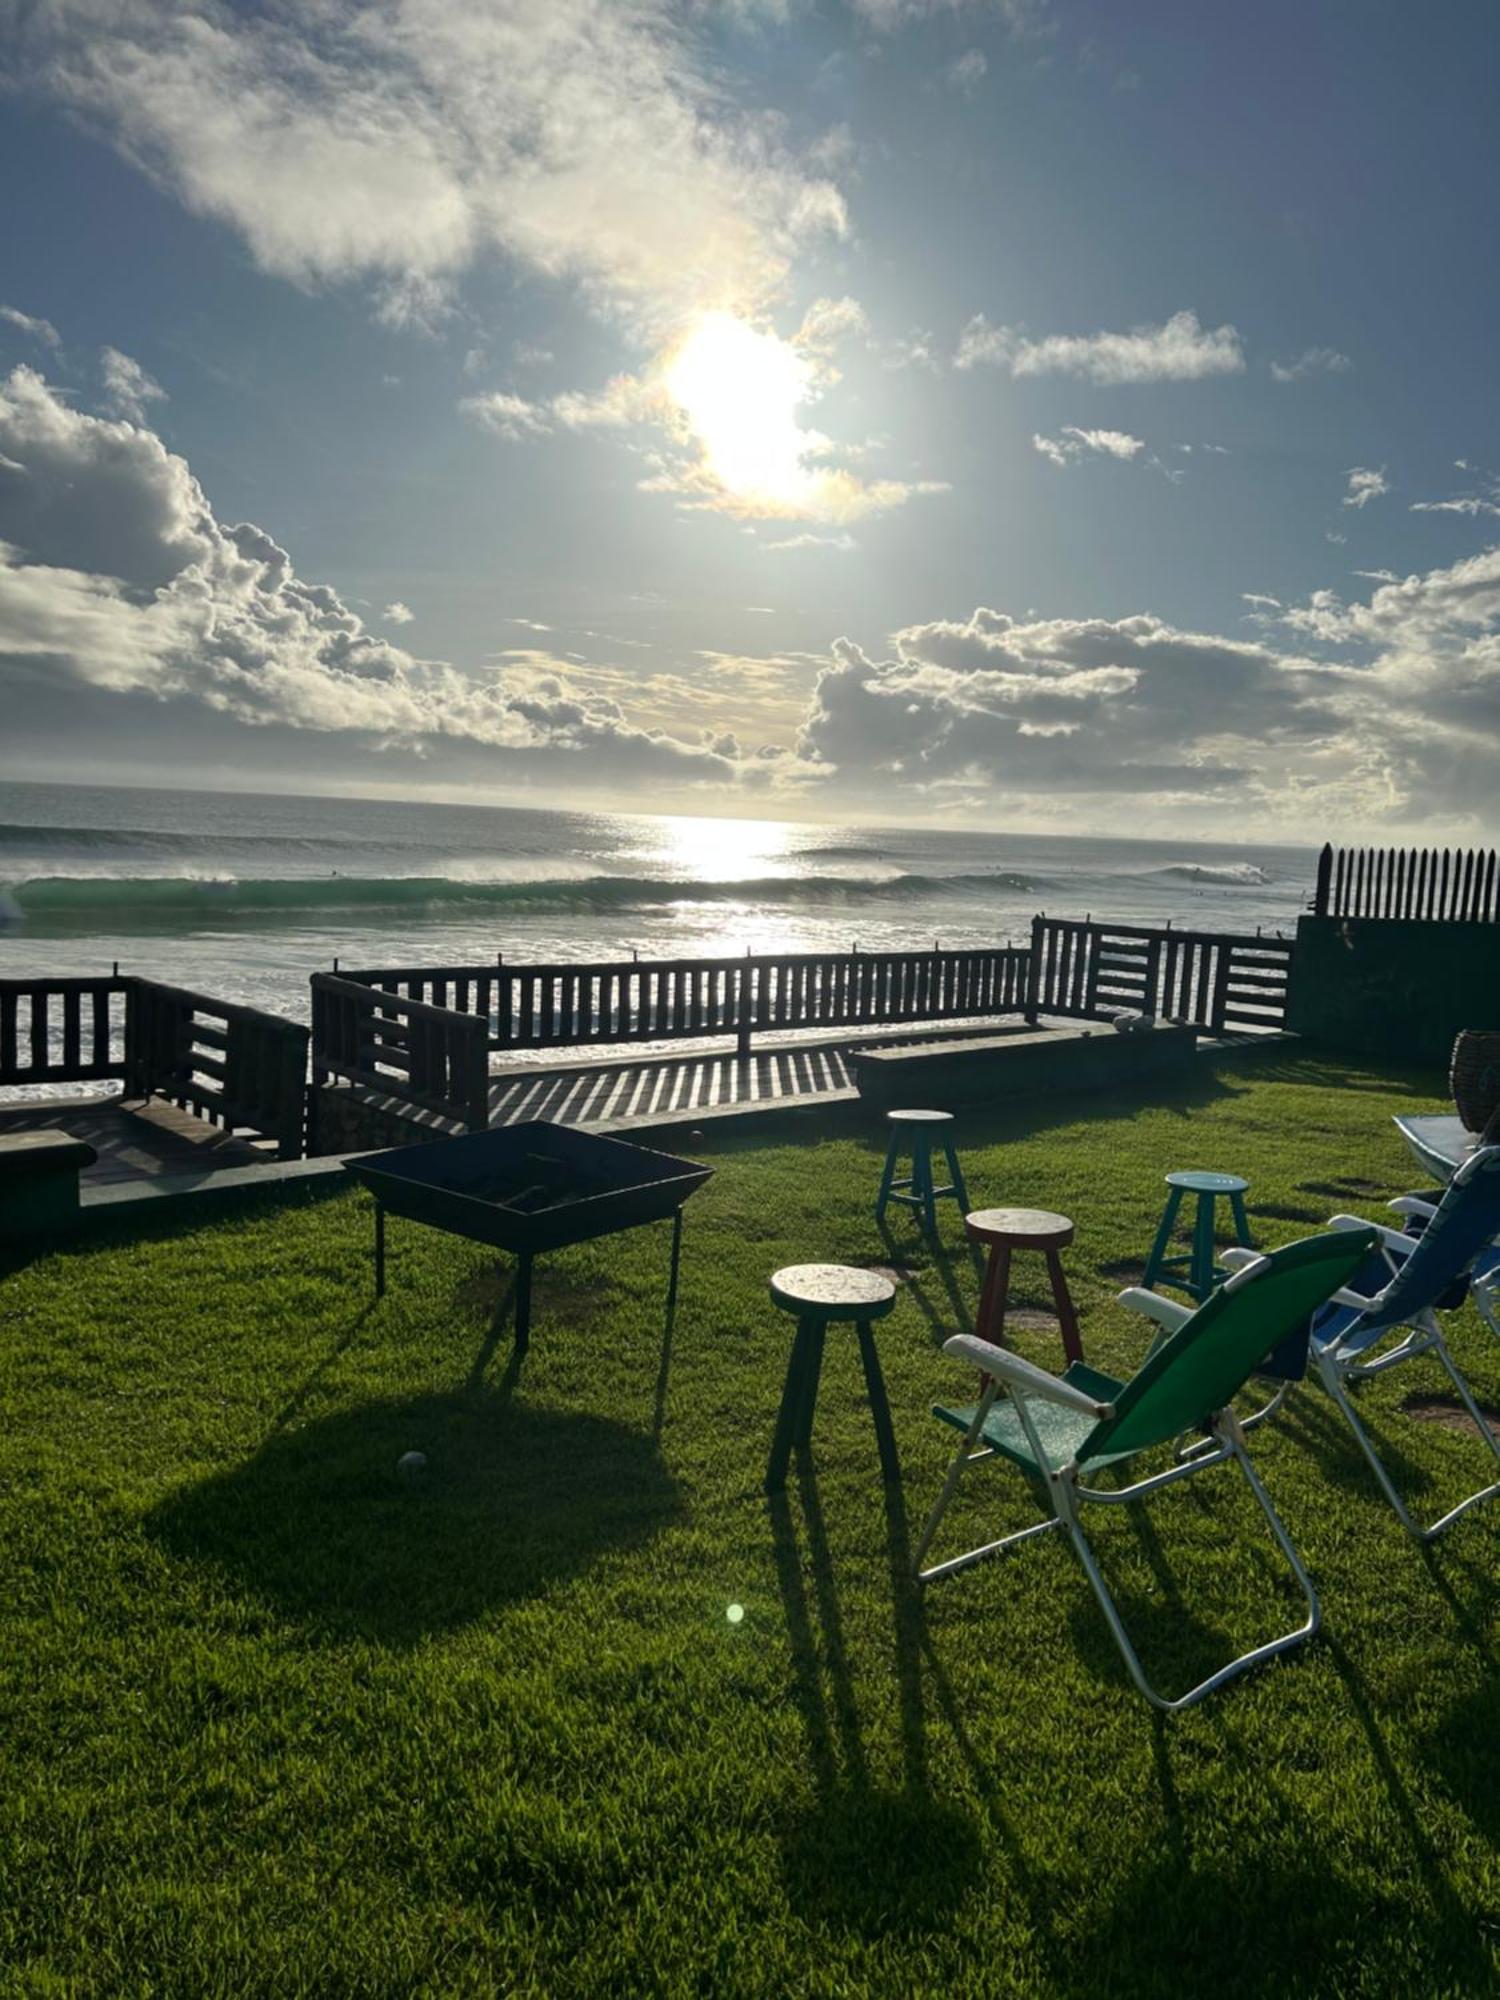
[{"xmin": 0, "ymin": 780, "xmax": 1314, "ymax": 1031}]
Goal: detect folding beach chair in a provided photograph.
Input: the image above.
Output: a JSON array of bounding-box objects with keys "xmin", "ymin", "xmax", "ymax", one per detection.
[
  {"xmin": 1386, "ymin": 1165, "xmax": 1500, "ymax": 1343},
  {"xmin": 914, "ymin": 1229, "xmax": 1378, "ymax": 1713},
  {"xmin": 1260, "ymin": 1144, "xmax": 1500, "ymax": 1542}
]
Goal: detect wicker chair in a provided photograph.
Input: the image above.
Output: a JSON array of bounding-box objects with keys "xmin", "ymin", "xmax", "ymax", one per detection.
[{"xmin": 1450, "ymin": 1029, "xmax": 1500, "ymax": 1134}]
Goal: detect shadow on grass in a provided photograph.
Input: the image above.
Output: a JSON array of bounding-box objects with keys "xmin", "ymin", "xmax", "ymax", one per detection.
[
  {"xmin": 1319, "ymin": 1634, "xmax": 1498, "ymax": 1994},
  {"xmin": 779, "ymin": 1785, "xmax": 983, "ymax": 1936},
  {"xmin": 873, "ymin": 1216, "xmax": 981, "ymax": 1350},
  {"xmin": 697, "ymin": 1055, "xmax": 1246, "ymax": 1174},
  {"xmin": 0, "ymin": 1173, "xmax": 348, "ymax": 1283},
  {"xmin": 1421, "ymin": 1678, "xmax": 1500, "ymax": 1845},
  {"xmin": 768, "ymin": 1467, "xmax": 984, "ymax": 1934},
  {"xmin": 1061, "ymin": 1846, "xmax": 1417, "ymax": 1999},
  {"xmin": 1278, "ymin": 1381, "xmax": 1436, "ymax": 1500},
  {"xmin": 147, "ymin": 1391, "xmax": 683, "ymax": 1646}
]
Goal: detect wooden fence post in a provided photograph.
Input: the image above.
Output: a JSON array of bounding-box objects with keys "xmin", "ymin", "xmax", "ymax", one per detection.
[
  {"xmin": 735, "ymin": 956, "xmax": 754, "ymax": 1060},
  {"xmin": 464, "ymin": 1013, "xmax": 491, "ymax": 1132},
  {"xmin": 1024, "ymin": 915, "xmax": 1043, "ymax": 1024},
  {"xmin": 1313, "ymin": 843, "xmax": 1333, "ymax": 915}
]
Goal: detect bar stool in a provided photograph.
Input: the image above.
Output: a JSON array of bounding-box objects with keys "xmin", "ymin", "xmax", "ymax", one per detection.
[
  {"xmin": 765, "ymin": 1264, "xmax": 898, "ymax": 1491},
  {"xmin": 1142, "ymin": 1171, "xmax": 1254, "ymax": 1302},
  {"xmin": 875, "ymin": 1109, "xmax": 971, "ymax": 1235},
  {"xmin": 965, "ymin": 1207, "xmax": 1084, "ymax": 1365}
]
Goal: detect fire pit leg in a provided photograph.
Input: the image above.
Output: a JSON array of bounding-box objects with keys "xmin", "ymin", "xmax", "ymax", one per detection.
[
  {"xmin": 664, "ymin": 1207, "xmax": 684, "ymax": 1333},
  {"xmin": 374, "ymin": 1203, "xmax": 386, "ymax": 1298},
  {"xmin": 513, "ymin": 1251, "xmax": 534, "ymax": 1355}
]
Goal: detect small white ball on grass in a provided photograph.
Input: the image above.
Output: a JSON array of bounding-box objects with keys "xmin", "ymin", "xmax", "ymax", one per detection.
[
  {"xmin": 726, "ymin": 1603, "xmax": 745, "ymax": 1625},
  {"xmin": 397, "ymin": 1450, "xmax": 428, "ymax": 1479}
]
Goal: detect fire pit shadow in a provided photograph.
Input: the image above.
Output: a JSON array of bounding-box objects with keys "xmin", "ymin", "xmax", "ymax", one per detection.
[{"xmin": 146, "ymin": 1392, "xmax": 684, "ymax": 1646}]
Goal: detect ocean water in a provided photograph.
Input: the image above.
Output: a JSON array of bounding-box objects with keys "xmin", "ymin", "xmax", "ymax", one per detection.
[{"xmin": 0, "ymin": 780, "xmax": 1313, "ymax": 1030}]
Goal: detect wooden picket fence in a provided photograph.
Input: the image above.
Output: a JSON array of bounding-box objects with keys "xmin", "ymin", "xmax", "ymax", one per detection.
[{"xmin": 1312, "ymin": 843, "xmax": 1499, "ymax": 922}]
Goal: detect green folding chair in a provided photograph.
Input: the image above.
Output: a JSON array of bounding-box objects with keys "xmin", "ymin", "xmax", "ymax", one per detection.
[{"xmin": 913, "ymin": 1228, "xmax": 1378, "ymax": 1712}]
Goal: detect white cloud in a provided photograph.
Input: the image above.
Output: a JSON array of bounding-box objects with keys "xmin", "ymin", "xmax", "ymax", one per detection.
[
  {"xmin": 957, "ymin": 309, "xmax": 1244, "ymax": 382},
  {"xmin": 851, "ymin": 0, "xmax": 1048, "ymax": 32},
  {"xmin": 763, "ymin": 531, "xmax": 858, "ymax": 552},
  {"xmin": 11, "ymin": 1, "xmax": 848, "ymax": 342},
  {"xmin": 1343, "ymin": 466, "xmax": 1389, "ymax": 509},
  {"xmin": 794, "ymin": 295, "xmax": 869, "ymax": 353},
  {"xmin": 947, "ymin": 49, "xmax": 988, "ymax": 92},
  {"xmin": 458, "ymin": 390, "xmax": 551, "ymax": 440},
  {"xmin": 551, "ymin": 374, "xmax": 666, "ymax": 431},
  {"xmin": 1033, "ymin": 426, "xmax": 1145, "ymax": 467},
  {"xmin": 461, "ymin": 326, "xmax": 944, "ymax": 524},
  {"xmin": 99, "ymin": 347, "xmax": 167, "ymax": 423},
  {"xmin": 796, "ymin": 551, "xmax": 1500, "ymax": 824},
  {"xmin": 1270, "ymin": 346, "xmax": 1351, "ymax": 383},
  {"xmin": 382, "ymin": 600, "xmax": 414, "ymax": 624},
  {"xmin": 881, "ymin": 330, "xmax": 941, "ymax": 371},
  {"xmin": 0, "ymin": 364, "xmax": 764, "ymax": 790},
  {"xmin": 1411, "ymin": 496, "xmax": 1500, "ymax": 519},
  {"xmin": 0, "ymin": 306, "xmax": 61, "ymax": 349}
]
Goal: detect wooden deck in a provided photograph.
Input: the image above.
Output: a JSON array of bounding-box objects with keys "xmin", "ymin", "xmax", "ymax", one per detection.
[
  {"xmin": 483, "ymin": 1020, "xmax": 1057, "ymax": 1130},
  {"xmin": 0, "ymin": 1095, "xmax": 268, "ymax": 1187},
  {"xmin": 487, "ymin": 1040, "xmax": 860, "ymax": 1129}
]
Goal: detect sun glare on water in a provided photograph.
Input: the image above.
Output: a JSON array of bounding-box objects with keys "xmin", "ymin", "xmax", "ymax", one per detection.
[{"xmin": 666, "ymin": 312, "xmax": 816, "ymax": 511}]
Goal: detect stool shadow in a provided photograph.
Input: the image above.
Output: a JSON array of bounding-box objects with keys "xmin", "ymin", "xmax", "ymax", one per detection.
[
  {"xmin": 876, "ymin": 1217, "xmax": 980, "ymax": 1347},
  {"xmin": 768, "ymin": 1468, "xmax": 982, "ymax": 1936}
]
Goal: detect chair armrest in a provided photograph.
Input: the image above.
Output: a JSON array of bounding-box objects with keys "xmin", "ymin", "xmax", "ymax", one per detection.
[
  {"xmin": 1328, "ymin": 1213, "xmax": 1414, "ymax": 1257},
  {"xmin": 1389, "ymin": 1196, "xmax": 1438, "ymax": 1220},
  {"xmin": 941, "ymin": 1335, "xmax": 1114, "ymax": 1417},
  {"xmin": 1116, "ymin": 1287, "xmax": 1193, "ymax": 1333},
  {"xmin": 1327, "ymin": 1286, "xmax": 1381, "ymax": 1314},
  {"xmin": 1220, "ymin": 1246, "xmax": 1261, "ymax": 1273}
]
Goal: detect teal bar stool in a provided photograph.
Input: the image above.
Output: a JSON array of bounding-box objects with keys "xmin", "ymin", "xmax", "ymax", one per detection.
[
  {"xmin": 765, "ymin": 1264, "xmax": 898, "ymax": 1491},
  {"xmin": 1142, "ymin": 1170, "xmax": 1255, "ymax": 1301},
  {"xmin": 875, "ymin": 1109, "xmax": 971, "ymax": 1235}
]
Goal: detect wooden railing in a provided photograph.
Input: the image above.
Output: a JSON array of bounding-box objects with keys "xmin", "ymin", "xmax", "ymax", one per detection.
[
  {"xmin": 1027, "ymin": 917, "xmax": 1294, "ymax": 1035},
  {"xmin": 1312, "ymin": 843, "xmax": 1500, "ymax": 922},
  {"xmin": 340, "ymin": 944, "xmax": 1033, "ymax": 1059},
  {"xmin": 0, "ymin": 975, "xmax": 130, "ymax": 1085},
  {"xmin": 0, "ymin": 975, "xmax": 309, "ymax": 1158},
  {"xmin": 128, "ymin": 980, "xmax": 310, "ymax": 1159},
  {"xmin": 310, "ymin": 974, "xmax": 490, "ymax": 1132}
]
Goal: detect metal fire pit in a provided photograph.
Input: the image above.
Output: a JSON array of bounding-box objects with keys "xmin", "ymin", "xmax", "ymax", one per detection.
[{"xmin": 342, "ymin": 1119, "xmax": 712, "ymax": 1353}]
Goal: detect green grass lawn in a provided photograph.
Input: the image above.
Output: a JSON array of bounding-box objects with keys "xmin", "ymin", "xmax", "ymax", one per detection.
[{"xmin": 2, "ymin": 1047, "xmax": 1497, "ymax": 1997}]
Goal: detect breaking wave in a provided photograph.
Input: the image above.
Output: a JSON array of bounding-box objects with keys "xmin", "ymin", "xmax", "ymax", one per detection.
[
  {"xmin": 0, "ymin": 868, "xmax": 1044, "ymax": 930},
  {"xmin": 1147, "ymin": 861, "xmax": 1274, "ymax": 887}
]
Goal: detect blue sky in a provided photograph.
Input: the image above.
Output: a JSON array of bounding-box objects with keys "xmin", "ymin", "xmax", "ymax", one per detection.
[{"xmin": 1, "ymin": 0, "xmax": 1497, "ymax": 835}]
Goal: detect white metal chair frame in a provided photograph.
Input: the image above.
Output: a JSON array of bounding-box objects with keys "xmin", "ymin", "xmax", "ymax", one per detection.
[
  {"xmin": 913, "ymin": 1262, "xmax": 1322, "ymax": 1715},
  {"xmin": 1386, "ymin": 1192, "xmax": 1500, "ymax": 1341},
  {"xmin": 1250, "ymin": 1214, "xmax": 1500, "ymax": 1541}
]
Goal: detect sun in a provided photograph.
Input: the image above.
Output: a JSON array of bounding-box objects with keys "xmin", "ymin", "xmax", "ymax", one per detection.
[{"xmin": 665, "ymin": 311, "xmax": 817, "ymax": 511}]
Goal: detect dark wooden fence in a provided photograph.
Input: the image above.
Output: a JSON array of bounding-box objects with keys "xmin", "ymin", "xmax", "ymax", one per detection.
[
  {"xmin": 340, "ymin": 944, "xmax": 1033, "ymax": 1059},
  {"xmin": 1312, "ymin": 843, "xmax": 1500, "ymax": 922},
  {"xmin": 310, "ymin": 974, "xmax": 491, "ymax": 1132},
  {"xmin": 128, "ymin": 981, "xmax": 309, "ymax": 1158},
  {"xmin": 0, "ymin": 975, "xmax": 130, "ymax": 1086},
  {"xmin": 1027, "ymin": 917, "xmax": 1294, "ymax": 1034},
  {"xmin": 0, "ymin": 975, "xmax": 309, "ymax": 1158}
]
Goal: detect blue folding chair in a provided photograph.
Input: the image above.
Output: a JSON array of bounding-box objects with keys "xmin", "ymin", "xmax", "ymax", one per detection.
[{"xmin": 1222, "ymin": 1145, "xmax": 1500, "ymax": 1540}]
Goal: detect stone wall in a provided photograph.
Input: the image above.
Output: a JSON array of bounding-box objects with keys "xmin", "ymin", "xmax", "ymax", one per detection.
[{"xmin": 1286, "ymin": 915, "xmax": 1500, "ymax": 1066}]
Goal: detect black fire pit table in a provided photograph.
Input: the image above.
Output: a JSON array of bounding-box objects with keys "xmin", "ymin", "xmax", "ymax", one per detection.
[{"xmin": 342, "ymin": 1119, "xmax": 712, "ymax": 1355}]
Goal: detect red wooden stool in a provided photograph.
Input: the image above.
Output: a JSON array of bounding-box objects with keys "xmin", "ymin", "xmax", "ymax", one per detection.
[{"xmin": 964, "ymin": 1207, "xmax": 1084, "ymax": 1366}]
